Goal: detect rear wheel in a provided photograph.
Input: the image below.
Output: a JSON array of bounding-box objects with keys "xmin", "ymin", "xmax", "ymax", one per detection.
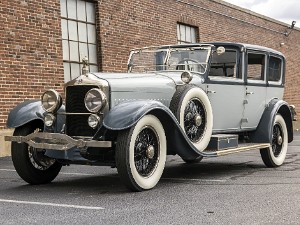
[
  {"xmin": 116, "ymin": 115, "xmax": 166, "ymax": 191},
  {"xmin": 11, "ymin": 122, "xmax": 62, "ymax": 184},
  {"xmin": 260, "ymin": 114, "xmax": 288, "ymax": 167}
]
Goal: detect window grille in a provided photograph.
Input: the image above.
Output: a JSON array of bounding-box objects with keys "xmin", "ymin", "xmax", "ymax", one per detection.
[{"xmin": 61, "ymin": 0, "xmax": 98, "ymax": 81}]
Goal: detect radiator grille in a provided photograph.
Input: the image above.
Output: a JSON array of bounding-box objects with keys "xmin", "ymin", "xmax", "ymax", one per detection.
[{"xmin": 66, "ymin": 85, "xmax": 98, "ymax": 137}]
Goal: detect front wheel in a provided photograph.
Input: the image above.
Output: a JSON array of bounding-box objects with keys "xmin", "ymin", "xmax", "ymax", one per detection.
[
  {"xmin": 260, "ymin": 114, "xmax": 288, "ymax": 167},
  {"xmin": 116, "ymin": 114, "xmax": 167, "ymax": 191},
  {"xmin": 11, "ymin": 122, "xmax": 62, "ymax": 184}
]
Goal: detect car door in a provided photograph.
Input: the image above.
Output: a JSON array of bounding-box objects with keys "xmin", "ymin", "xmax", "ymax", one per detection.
[
  {"xmin": 203, "ymin": 47, "xmax": 245, "ymax": 132},
  {"xmin": 241, "ymin": 50, "xmax": 267, "ymax": 130}
]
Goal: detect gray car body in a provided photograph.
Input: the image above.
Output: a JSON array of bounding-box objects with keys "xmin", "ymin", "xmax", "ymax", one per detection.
[{"xmin": 6, "ymin": 42, "xmax": 294, "ymax": 161}]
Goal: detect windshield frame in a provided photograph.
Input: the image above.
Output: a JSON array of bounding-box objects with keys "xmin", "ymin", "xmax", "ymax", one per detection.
[{"xmin": 127, "ymin": 45, "xmax": 213, "ymax": 74}]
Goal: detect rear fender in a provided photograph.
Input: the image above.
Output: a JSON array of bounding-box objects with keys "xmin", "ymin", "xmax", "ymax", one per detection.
[{"xmin": 249, "ymin": 99, "xmax": 293, "ymax": 143}]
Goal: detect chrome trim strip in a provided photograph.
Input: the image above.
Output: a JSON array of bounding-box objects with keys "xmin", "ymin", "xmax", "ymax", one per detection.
[
  {"xmin": 5, "ymin": 133, "xmax": 112, "ymax": 151},
  {"xmin": 57, "ymin": 112, "xmax": 92, "ymax": 115},
  {"xmin": 216, "ymin": 143, "xmax": 270, "ymax": 156}
]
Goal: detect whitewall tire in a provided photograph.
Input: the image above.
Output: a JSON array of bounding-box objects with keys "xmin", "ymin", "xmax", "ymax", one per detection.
[
  {"xmin": 260, "ymin": 114, "xmax": 288, "ymax": 167},
  {"xmin": 170, "ymin": 86, "xmax": 213, "ymax": 152},
  {"xmin": 116, "ymin": 114, "xmax": 167, "ymax": 191}
]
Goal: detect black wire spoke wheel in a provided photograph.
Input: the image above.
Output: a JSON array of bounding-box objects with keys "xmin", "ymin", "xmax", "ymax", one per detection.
[
  {"xmin": 27, "ymin": 128, "xmax": 56, "ymax": 171},
  {"xmin": 184, "ymin": 98, "xmax": 206, "ymax": 142},
  {"xmin": 28, "ymin": 146, "xmax": 56, "ymax": 171},
  {"xmin": 134, "ymin": 127, "xmax": 159, "ymax": 177},
  {"xmin": 116, "ymin": 114, "xmax": 166, "ymax": 191},
  {"xmin": 271, "ymin": 123, "xmax": 284, "ymax": 157}
]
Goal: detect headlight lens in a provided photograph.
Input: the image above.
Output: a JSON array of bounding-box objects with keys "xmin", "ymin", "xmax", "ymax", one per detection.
[
  {"xmin": 84, "ymin": 88, "xmax": 107, "ymax": 113},
  {"xmin": 41, "ymin": 89, "xmax": 62, "ymax": 113},
  {"xmin": 44, "ymin": 114, "xmax": 55, "ymax": 127}
]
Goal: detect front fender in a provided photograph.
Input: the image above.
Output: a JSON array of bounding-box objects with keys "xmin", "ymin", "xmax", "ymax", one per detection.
[
  {"xmin": 103, "ymin": 100, "xmax": 171, "ymax": 130},
  {"xmin": 103, "ymin": 100, "xmax": 217, "ymax": 160},
  {"xmin": 7, "ymin": 100, "xmax": 66, "ymax": 132},
  {"xmin": 7, "ymin": 100, "xmax": 44, "ymax": 128},
  {"xmin": 250, "ymin": 99, "xmax": 293, "ymax": 143}
]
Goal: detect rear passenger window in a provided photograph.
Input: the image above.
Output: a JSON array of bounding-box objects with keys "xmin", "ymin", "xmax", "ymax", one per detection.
[
  {"xmin": 268, "ymin": 56, "xmax": 282, "ymax": 82},
  {"xmin": 247, "ymin": 53, "xmax": 265, "ymax": 81}
]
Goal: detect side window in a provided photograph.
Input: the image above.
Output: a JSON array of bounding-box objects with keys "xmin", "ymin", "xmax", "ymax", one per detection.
[
  {"xmin": 268, "ymin": 56, "xmax": 282, "ymax": 82},
  {"xmin": 209, "ymin": 49, "xmax": 239, "ymax": 79},
  {"xmin": 247, "ymin": 53, "xmax": 265, "ymax": 81}
]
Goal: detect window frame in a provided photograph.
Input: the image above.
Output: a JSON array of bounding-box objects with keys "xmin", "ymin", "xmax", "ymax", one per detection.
[
  {"xmin": 177, "ymin": 23, "xmax": 198, "ymax": 44},
  {"xmin": 208, "ymin": 48, "xmax": 240, "ymax": 80},
  {"xmin": 207, "ymin": 46, "xmax": 244, "ymax": 85},
  {"xmin": 267, "ymin": 54, "xmax": 284, "ymax": 86},
  {"xmin": 61, "ymin": 0, "xmax": 98, "ymax": 81},
  {"xmin": 245, "ymin": 51, "xmax": 267, "ymax": 86}
]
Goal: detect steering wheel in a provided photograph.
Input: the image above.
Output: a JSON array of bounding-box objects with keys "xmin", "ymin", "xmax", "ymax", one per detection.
[{"xmin": 177, "ymin": 59, "xmax": 206, "ymax": 72}]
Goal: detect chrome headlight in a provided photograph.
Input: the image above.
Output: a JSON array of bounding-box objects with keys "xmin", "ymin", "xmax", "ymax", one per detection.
[
  {"xmin": 41, "ymin": 89, "xmax": 62, "ymax": 113},
  {"xmin": 88, "ymin": 114, "xmax": 101, "ymax": 129},
  {"xmin": 44, "ymin": 114, "xmax": 55, "ymax": 127},
  {"xmin": 84, "ymin": 88, "xmax": 107, "ymax": 113}
]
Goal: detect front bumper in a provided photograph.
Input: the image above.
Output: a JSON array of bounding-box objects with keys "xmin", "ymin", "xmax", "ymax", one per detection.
[{"xmin": 5, "ymin": 133, "xmax": 112, "ymax": 151}]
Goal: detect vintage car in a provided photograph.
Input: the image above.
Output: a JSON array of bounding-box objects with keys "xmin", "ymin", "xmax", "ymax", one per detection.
[{"xmin": 5, "ymin": 42, "xmax": 295, "ymax": 191}]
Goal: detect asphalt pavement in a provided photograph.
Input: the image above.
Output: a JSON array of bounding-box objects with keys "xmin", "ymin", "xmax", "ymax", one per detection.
[{"xmin": 0, "ymin": 133, "xmax": 299, "ymax": 225}]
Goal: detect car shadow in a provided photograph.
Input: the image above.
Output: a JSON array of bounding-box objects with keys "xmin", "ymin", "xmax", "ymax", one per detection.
[{"xmin": 5, "ymin": 158, "xmax": 269, "ymax": 195}]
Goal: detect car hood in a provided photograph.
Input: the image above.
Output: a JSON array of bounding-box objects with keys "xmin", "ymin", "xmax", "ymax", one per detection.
[
  {"xmin": 91, "ymin": 71, "xmax": 204, "ymax": 90},
  {"xmin": 92, "ymin": 72, "xmax": 175, "ymax": 92}
]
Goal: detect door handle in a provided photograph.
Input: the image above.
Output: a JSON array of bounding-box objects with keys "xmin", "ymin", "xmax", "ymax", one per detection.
[
  {"xmin": 246, "ymin": 91, "xmax": 254, "ymax": 95},
  {"xmin": 207, "ymin": 90, "xmax": 216, "ymax": 94}
]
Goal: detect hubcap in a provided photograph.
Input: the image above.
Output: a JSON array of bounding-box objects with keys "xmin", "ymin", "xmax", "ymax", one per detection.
[
  {"xmin": 277, "ymin": 136, "xmax": 283, "ymax": 145},
  {"xmin": 194, "ymin": 114, "xmax": 202, "ymax": 127},
  {"xmin": 184, "ymin": 98, "xmax": 206, "ymax": 142},
  {"xmin": 146, "ymin": 145, "xmax": 155, "ymax": 159}
]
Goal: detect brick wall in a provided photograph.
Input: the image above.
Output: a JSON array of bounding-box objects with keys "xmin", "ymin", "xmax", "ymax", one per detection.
[
  {"xmin": 0, "ymin": 0, "xmax": 64, "ymax": 129},
  {"xmin": 0, "ymin": 0, "xmax": 299, "ymax": 130}
]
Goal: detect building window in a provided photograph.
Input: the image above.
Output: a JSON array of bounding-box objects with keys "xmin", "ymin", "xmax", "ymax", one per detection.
[
  {"xmin": 61, "ymin": 0, "xmax": 98, "ymax": 81},
  {"xmin": 177, "ymin": 23, "xmax": 198, "ymax": 44}
]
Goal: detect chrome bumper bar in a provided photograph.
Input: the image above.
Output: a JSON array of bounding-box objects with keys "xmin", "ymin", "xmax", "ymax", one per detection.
[{"xmin": 5, "ymin": 133, "xmax": 112, "ymax": 151}]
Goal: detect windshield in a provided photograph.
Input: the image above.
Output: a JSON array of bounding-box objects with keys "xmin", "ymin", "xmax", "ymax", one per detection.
[{"xmin": 128, "ymin": 46, "xmax": 211, "ymax": 74}]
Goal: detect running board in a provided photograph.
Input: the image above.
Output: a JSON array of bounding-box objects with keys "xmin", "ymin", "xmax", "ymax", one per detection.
[{"xmin": 202, "ymin": 143, "xmax": 270, "ymax": 157}]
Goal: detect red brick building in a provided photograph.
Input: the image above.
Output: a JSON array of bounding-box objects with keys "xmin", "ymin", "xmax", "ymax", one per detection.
[{"xmin": 0, "ymin": 0, "xmax": 299, "ymax": 155}]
